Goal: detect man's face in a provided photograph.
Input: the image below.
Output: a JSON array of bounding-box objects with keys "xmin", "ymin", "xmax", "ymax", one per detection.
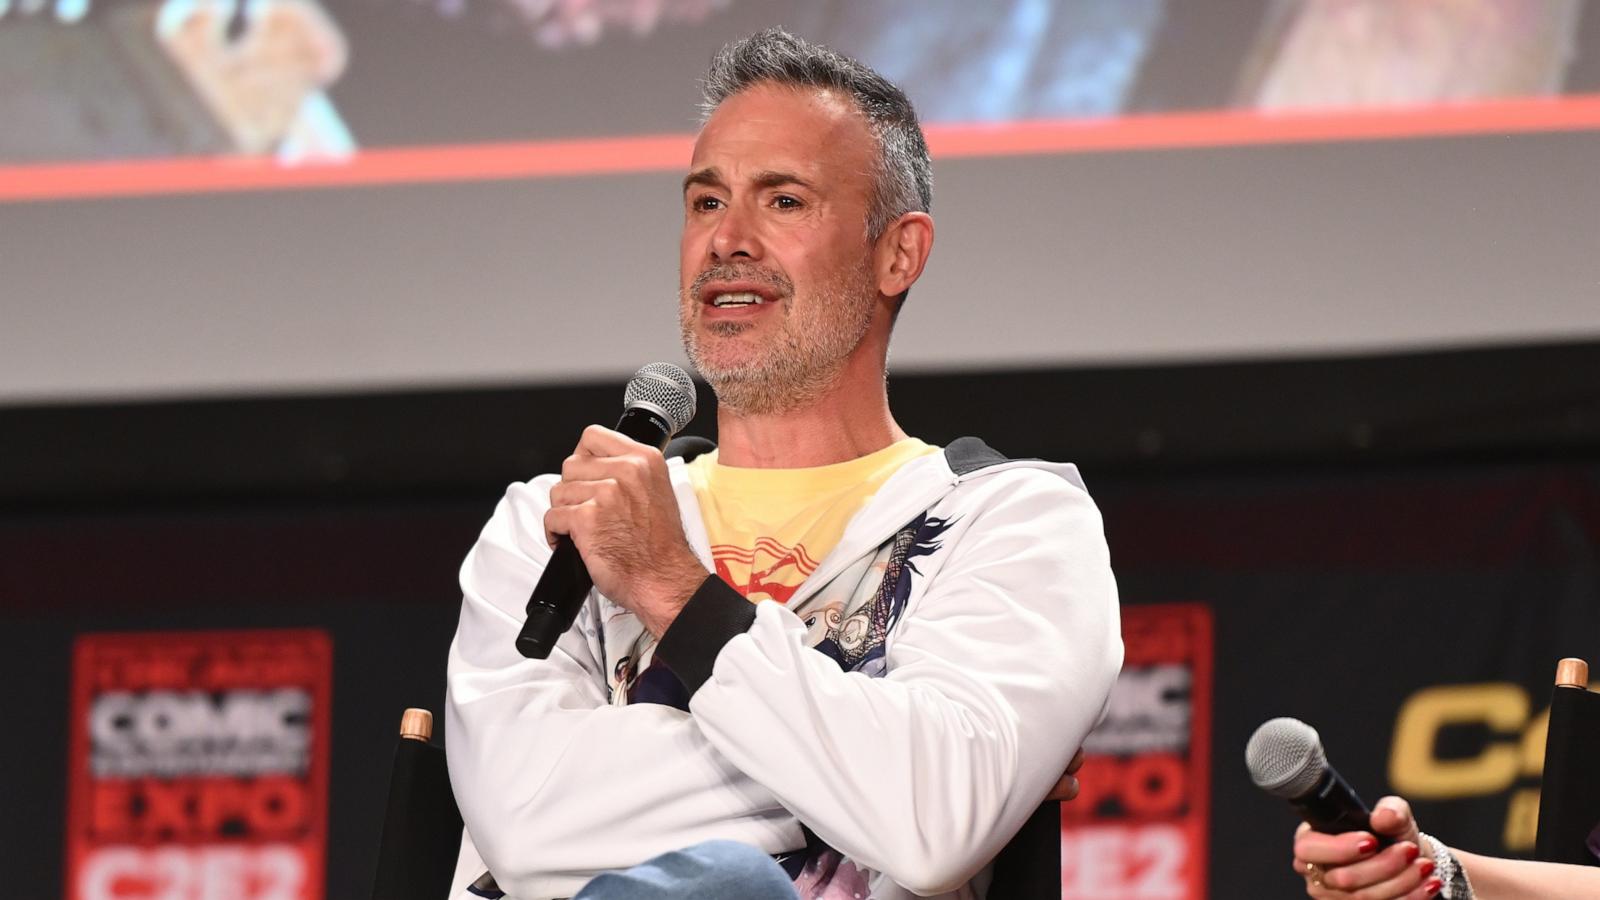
[{"xmin": 678, "ymin": 81, "xmax": 882, "ymax": 415}]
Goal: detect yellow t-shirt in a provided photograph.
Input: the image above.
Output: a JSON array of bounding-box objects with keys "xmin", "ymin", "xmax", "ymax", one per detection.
[{"xmin": 684, "ymin": 439, "xmax": 938, "ymax": 604}]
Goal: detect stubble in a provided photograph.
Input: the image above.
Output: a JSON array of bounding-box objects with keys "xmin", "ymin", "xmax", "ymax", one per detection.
[{"xmin": 680, "ymin": 262, "xmax": 876, "ymax": 416}]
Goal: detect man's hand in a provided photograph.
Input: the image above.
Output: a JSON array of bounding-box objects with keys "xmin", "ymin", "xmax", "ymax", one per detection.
[
  {"xmin": 544, "ymin": 425, "xmax": 708, "ymax": 636},
  {"xmin": 1046, "ymin": 748, "xmax": 1086, "ymax": 802},
  {"xmin": 1291, "ymin": 796, "xmax": 1438, "ymax": 899}
]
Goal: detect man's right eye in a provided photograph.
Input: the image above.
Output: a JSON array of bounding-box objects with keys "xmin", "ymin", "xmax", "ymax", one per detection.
[{"xmin": 691, "ymin": 196, "xmax": 723, "ymax": 211}]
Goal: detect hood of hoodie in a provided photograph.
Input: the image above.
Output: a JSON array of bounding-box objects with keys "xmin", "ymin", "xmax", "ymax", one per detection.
[{"xmin": 667, "ymin": 437, "xmax": 1087, "ymax": 613}]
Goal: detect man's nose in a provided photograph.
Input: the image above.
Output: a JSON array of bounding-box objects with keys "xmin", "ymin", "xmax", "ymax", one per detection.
[{"xmin": 709, "ymin": 203, "xmax": 761, "ymax": 262}]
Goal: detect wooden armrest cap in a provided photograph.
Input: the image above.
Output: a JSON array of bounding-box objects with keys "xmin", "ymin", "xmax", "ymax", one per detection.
[{"xmin": 400, "ymin": 707, "xmax": 434, "ymax": 742}]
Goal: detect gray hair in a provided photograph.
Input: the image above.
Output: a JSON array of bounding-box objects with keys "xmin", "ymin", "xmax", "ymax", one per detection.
[{"xmin": 700, "ymin": 28, "xmax": 932, "ymax": 240}]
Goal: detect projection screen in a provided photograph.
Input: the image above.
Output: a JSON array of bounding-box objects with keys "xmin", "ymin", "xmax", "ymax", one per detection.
[{"xmin": 2, "ymin": 0, "xmax": 1598, "ymax": 404}]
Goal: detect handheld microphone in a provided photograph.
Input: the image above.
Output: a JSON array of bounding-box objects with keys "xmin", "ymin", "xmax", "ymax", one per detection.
[
  {"xmin": 515, "ymin": 363, "xmax": 698, "ymax": 659},
  {"xmin": 1246, "ymin": 717, "xmax": 1389, "ymax": 840}
]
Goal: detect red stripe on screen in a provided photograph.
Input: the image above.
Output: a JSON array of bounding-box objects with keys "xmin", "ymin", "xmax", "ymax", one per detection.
[
  {"xmin": 925, "ymin": 93, "xmax": 1600, "ymax": 157},
  {"xmin": 3, "ymin": 95, "xmax": 1598, "ymax": 203}
]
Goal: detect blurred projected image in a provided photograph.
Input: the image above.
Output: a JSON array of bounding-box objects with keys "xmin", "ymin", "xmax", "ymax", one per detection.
[
  {"xmin": 329, "ymin": 0, "xmax": 1173, "ymax": 146},
  {"xmin": 438, "ymin": 0, "xmax": 1168, "ymax": 119},
  {"xmin": 810, "ymin": 0, "xmax": 1167, "ymax": 122},
  {"xmin": 1239, "ymin": 0, "xmax": 1584, "ymax": 108},
  {"xmin": 0, "ymin": 0, "xmax": 1595, "ymax": 191},
  {"xmin": 455, "ymin": 0, "xmax": 733, "ymax": 49},
  {"xmin": 0, "ymin": 0, "xmax": 352, "ymax": 162}
]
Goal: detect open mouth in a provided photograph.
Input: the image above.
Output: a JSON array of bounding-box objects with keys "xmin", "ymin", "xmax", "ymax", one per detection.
[
  {"xmin": 694, "ymin": 272, "xmax": 787, "ymax": 311},
  {"xmin": 709, "ymin": 291, "xmax": 768, "ymax": 308}
]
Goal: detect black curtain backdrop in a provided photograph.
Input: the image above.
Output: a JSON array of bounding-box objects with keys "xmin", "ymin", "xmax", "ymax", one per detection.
[{"xmin": 3, "ymin": 345, "xmax": 1599, "ymax": 897}]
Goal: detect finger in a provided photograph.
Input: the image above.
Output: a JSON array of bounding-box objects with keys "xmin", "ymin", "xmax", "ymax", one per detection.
[
  {"xmin": 1292, "ymin": 851, "xmax": 1344, "ymax": 896},
  {"xmin": 560, "ymin": 452, "xmax": 620, "ymax": 482},
  {"xmin": 1404, "ymin": 875, "xmax": 1444, "ymax": 900},
  {"xmin": 1340, "ymin": 856, "xmax": 1429, "ymax": 900},
  {"xmin": 1319, "ymin": 843, "xmax": 1416, "ymax": 893},
  {"xmin": 1296, "ymin": 830, "xmax": 1379, "ymax": 866},
  {"xmin": 1297, "ymin": 867, "xmax": 1343, "ymax": 900},
  {"xmin": 548, "ymin": 479, "xmax": 618, "ymax": 509},
  {"xmin": 1291, "ymin": 858, "xmax": 1339, "ymax": 900},
  {"xmin": 1066, "ymin": 748, "xmax": 1086, "ymax": 775},
  {"xmin": 1045, "ymin": 773, "xmax": 1078, "ymax": 802},
  {"xmin": 1369, "ymin": 796, "xmax": 1417, "ymax": 841},
  {"xmin": 543, "ymin": 505, "xmax": 568, "ymax": 547},
  {"xmin": 543, "ymin": 503, "xmax": 595, "ymax": 546},
  {"xmin": 561, "ymin": 453, "xmax": 649, "ymax": 486},
  {"xmin": 1294, "ymin": 859, "xmax": 1341, "ymax": 896},
  {"xmin": 574, "ymin": 424, "xmax": 653, "ymax": 458}
]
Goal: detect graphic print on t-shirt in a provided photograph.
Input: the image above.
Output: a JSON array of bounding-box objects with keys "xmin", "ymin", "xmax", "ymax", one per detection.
[
  {"xmin": 710, "ymin": 536, "xmax": 821, "ymax": 603},
  {"xmin": 683, "ymin": 439, "xmax": 939, "ymax": 607}
]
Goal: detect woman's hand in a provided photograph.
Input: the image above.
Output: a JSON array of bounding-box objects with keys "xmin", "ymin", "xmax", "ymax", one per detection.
[{"xmin": 1291, "ymin": 796, "xmax": 1441, "ymax": 899}]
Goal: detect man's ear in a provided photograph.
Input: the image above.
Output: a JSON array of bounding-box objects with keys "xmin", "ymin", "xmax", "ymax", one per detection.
[{"xmin": 874, "ymin": 211, "xmax": 934, "ymax": 299}]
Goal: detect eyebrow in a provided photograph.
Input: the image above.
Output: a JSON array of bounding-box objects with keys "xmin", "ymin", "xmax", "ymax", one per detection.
[
  {"xmin": 682, "ymin": 168, "xmax": 725, "ymax": 195},
  {"xmin": 682, "ymin": 168, "xmax": 817, "ymax": 195}
]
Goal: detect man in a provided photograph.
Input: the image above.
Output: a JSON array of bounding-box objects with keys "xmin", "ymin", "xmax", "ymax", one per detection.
[{"xmin": 445, "ymin": 28, "xmax": 1122, "ymax": 900}]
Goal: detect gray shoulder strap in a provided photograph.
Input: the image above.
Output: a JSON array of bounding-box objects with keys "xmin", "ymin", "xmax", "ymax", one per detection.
[{"xmin": 944, "ymin": 437, "xmax": 1012, "ymax": 475}]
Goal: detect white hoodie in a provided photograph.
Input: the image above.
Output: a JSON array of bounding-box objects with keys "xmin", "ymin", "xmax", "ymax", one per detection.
[{"xmin": 446, "ymin": 438, "xmax": 1123, "ymax": 899}]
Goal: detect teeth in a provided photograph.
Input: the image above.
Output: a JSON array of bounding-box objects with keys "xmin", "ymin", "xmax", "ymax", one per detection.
[{"xmin": 712, "ymin": 292, "xmax": 764, "ymax": 307}]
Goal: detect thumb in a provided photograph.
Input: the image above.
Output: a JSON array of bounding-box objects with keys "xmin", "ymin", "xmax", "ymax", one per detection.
[{"xmin": 1370, "ymin": 796, "xmax": 1420, "ymax": 843}]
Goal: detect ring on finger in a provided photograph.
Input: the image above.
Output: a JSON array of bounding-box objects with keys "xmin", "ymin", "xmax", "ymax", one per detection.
[{"xmin": 1305, "ymin": 862, "xmax": 1323, "ymax": 888}]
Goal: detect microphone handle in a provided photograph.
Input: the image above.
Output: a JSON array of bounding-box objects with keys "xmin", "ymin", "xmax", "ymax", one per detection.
[
  {"xmin": 514, "ymin": 405, "xmax": 678, "ymax": 659},
  {"xmin": 1291, "ymin": 765, "xmax": 1391, "ymax": 844}
]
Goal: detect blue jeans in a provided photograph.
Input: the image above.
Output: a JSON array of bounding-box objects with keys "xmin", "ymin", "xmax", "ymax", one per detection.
[{"xmin": 574, "ymin": 840, "xmax": 799, "ymax": 900}]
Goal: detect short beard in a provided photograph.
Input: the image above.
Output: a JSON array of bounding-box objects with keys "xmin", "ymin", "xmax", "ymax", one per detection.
[{"xmin": 681, "ymin": 262, "xmax": 876, "ymax": 416}]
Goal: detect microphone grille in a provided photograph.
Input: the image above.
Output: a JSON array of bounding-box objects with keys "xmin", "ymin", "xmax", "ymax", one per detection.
[
  {"xmin": 623, "ymin": 363, "xmax": 697, "ymax": 434},
  {"xmin": 1246, "ymin": 717, "xmax": 1328, "ymax": 799}
]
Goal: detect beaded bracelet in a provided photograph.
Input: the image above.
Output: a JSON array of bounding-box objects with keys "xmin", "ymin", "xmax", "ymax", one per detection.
[{"xmin": 1418, "ymin": 833, "xmax": 1473, "ymax": 900}]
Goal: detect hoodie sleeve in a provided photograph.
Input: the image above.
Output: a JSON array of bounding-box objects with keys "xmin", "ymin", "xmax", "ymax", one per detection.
[
  {"xmin": 681, "ymin": 468, "xmax": 1124, "ymax": 896},
  {"xmin": 444, "ymin": 476, "xmax": 802, "ymax": 899}
]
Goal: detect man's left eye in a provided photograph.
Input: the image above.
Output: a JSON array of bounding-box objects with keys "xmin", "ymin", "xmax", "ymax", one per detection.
[{"xmin": 773, "ymin": 195, "xmax": 802, "ymax": 209}]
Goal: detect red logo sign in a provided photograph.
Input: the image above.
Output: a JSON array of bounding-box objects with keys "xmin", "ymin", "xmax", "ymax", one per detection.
[
  {"xmin": 66, "ymin": 630, "xmax": 333, "ymax": 900},
  {"xmin": 1063, "ymin": 604, "xmax": 1213, "ymax": 899}
]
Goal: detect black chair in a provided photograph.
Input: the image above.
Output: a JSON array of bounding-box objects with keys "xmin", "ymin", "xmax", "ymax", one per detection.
[
  {"xmin": 987, "ymin": 800, "xmax": 1062, "ymax": 897},
  {"xmin": 371, "ymin": 709, "xmax": 464, "ymax": 900},
  {"xmin": 1534, "ymin": 657, "xmax": 1600, "ymax": 867},
  {"xmin": 370, "ymin": 707, "xmax": 1063, "ymax": 899}
]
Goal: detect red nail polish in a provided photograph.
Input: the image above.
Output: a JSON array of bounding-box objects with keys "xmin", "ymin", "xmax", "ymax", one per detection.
[
  {"xmin": 1403, "ymin": 843, "xmax": 1420, "ymax": 862},
  {"xmin": 1424, "ymin": 877, "xmax": 1443, "ymax": 895},
  {"xmin": 1418, "ymin": 859, "xmax": 1435, "ymax": 877},
  {"xmin": 1356, "ymin": 838, "xmax": 1377, "ymax": 854}
]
